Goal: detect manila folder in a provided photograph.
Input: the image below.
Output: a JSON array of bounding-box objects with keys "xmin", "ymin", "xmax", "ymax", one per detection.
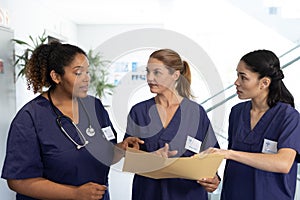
[{"xmin": 122, "ymin": 148, "xmax": 224, "ymax": 180}]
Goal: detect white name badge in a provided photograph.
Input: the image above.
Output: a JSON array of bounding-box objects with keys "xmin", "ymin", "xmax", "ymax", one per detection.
[
  {"xmin": 262, "ymin": 139, "xmax": 278, "ymax": 154},
  {"xmin": 185, "ymin": 136, "xmax": 202, "ymax": 154},
  {"xmin": 102, "ymin": 126, "xmax": 116, "ymax": 141}
]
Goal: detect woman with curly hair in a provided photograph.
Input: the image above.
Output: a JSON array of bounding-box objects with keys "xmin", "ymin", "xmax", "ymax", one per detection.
[{"xmin": 1, "ymin": 41, "xmax": 142, "ymax": 200}]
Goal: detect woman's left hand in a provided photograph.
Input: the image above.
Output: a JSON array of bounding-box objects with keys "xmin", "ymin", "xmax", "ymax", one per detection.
[
  {"xmin": 197, "ymin": 175, "xmax": 220, "ymax": 193},
  {"xmin": 119, "ymin": 137, "xmax": 144, "ymax": 150},
  {"xmin": 153, "ymin": 143, "xmax": 178, "ymax": 158}
]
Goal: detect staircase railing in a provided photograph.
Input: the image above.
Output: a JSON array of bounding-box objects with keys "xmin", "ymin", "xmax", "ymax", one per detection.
[{"xmin": 203, "ymin": 44, "xmax": 300, "ymax": 113}]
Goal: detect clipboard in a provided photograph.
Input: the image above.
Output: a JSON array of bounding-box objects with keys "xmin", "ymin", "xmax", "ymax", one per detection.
[{"xmin": 122, "ymin": 148, "xmax": 224, "ymax": 180}]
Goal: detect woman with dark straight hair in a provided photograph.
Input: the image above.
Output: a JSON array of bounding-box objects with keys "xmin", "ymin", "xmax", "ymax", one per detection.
[
  {"xmin": 240, "ymin": 49, "xmax": 294, "ymax": 108},
  {"xmin": 214, "ymin": 49, "xmax": 300, "ymax": 200}
]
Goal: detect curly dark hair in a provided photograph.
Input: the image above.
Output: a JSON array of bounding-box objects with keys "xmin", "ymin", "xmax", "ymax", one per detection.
[{"xmin": 25, "ymin": 41, "xmax": 86, "ymax": 93}]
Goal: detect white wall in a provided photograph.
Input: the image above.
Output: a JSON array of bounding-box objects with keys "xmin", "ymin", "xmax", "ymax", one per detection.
[
  {"xmin": 78, "ymin": 24, "xmax": 164, "ymax": 51},
  {"xmin": 3, "ymin": 0, "xmax": 78, "ymax": 110}
]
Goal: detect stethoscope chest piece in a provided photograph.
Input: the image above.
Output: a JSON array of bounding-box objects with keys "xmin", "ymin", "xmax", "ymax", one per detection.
[{"xmin": 86, "ymin": 126, "xmax": 95, "ymax": 137}]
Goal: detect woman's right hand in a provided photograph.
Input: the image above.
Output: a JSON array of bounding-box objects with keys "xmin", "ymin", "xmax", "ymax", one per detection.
[
  {"xmin": 7, "ymin": 178, "xmax": 107, "ymax": 200},
  {"xmin": 153, "ymin": 143, "xmax": 178, "ymax": 158},
  {"xmin": 75, "ymin": 182, "xmax": 107, "ymax": 200}
]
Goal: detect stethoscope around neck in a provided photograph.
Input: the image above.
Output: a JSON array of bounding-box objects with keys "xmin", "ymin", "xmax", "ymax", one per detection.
[{"xmin": 47, "ymin": 90, "xmax": 96, "ymax": 150}]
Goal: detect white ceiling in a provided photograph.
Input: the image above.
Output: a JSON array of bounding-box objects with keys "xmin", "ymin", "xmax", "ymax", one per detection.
[
  {"xmin": 39, "ymin": 0, "xmax": 300, "ymax": 24},
  {"xmin": 40, "ymin": 0, "xmax": 300, "ymax": 25},
  {"xmin": 40, "ymin": 0, "xmax": 169, "ymax": 24},
  {"xmin": 38, "ymin": 0, "xmax": 300, "ymax": 42}
]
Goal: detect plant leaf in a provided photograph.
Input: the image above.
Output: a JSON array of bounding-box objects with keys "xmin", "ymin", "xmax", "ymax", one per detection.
[{"xmin": 12, "ymin": 39, "xmax": 30, "ymax": 46}]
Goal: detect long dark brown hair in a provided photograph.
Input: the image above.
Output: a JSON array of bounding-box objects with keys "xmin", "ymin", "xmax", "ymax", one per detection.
[{"xmin": 241, "ymin": 49, "xmax": 294, "ymax": 107}]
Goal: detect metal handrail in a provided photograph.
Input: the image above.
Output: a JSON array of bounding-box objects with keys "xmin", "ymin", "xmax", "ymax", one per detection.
[
  {"xmin": 279, "ymin": 44, "xmax": 300, "ymax": 58},
  {"xmin": 200, "ymin": 84, "xmax": 235, "ymax": 105},
  {"xmin": 203, "ymin": 47, "xmax": 300, "ymax": 113},
  {"xmin": 206, "ymin": 93, "xmax": 237, "ymax": 113},
  {"xmin": 281, "ymin": 56, "xmax": 300, "ymax": 69}
]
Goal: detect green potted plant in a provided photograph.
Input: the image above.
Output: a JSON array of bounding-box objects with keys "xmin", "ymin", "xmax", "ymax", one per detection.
[
  {"xmin": 87, "ymin": 49, "xmax": 115, "ymax": 99},
  {"xmin": 13, "ymin": 31, "xmax": 48, "ymax": 78},
  {"xmin": 13, "ymin": 32, "xmax": 115, "ymax": 100}
]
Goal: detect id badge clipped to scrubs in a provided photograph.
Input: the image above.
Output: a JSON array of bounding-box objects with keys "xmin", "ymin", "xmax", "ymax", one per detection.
[
  {"xmin": 185, "ymin": 135, "xmax": 202, "ymax": 153},
  {"xmin": 262, "ymin": 139, "xmax": 278, "ymax": 154},
  {"xmin": 102, "ymin": 126, "xmax": 115, "ymax": 141}
]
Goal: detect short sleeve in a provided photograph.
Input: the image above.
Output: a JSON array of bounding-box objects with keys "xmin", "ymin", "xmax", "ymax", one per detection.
[
  {"xmin": 277, "ymin": 108, "xmax": 300, "ymax": 154},
  {"xmin": 1, "ymin": 108, "xmax": 43, "ymax": 179}
]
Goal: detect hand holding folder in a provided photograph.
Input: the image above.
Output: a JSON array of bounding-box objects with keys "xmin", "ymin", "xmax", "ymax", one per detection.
[{"xmin": 122, "ymin": 147, "xmax": 224, "ymax": 180}]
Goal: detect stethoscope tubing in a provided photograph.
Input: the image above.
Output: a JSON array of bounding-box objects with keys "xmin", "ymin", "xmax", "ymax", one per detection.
[{"xmin": 47, "ymin": 89, "xmax": 91, "ymax": 149}]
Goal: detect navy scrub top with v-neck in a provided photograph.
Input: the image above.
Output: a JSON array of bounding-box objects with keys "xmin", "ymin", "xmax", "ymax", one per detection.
[
  {"xmin": 1, "ymin": 95, "xmax": 116, "ymax": 200},
  {"xmin": 221, "ymin": 101, "xmax": 300, "ymax": 200},
  {"xmin": 125, "ymin": 97, "xmax": 218, "ymax": 200}
]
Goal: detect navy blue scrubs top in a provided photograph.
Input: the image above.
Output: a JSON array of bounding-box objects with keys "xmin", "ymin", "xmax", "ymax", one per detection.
[
  {"xmin": 125, "ymin": 97, "xmax": 219, "ymax": 200},
  {"xmin": 221, "ymin": 101, "xmax": 300, "ymax": 200},
  {"xmin": 1, "ymin": 95, "xmax": 117, "ymax": 200}
]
